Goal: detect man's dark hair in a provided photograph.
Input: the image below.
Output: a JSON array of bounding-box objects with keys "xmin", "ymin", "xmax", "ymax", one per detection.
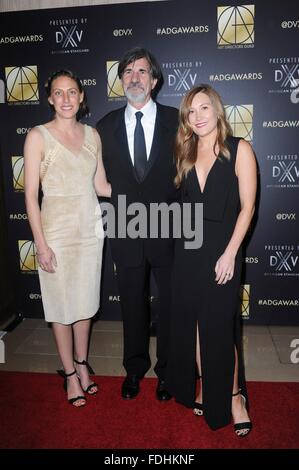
[{"xmin": 118, "ymin": 47, "xmax": 163, "ymax": 97}]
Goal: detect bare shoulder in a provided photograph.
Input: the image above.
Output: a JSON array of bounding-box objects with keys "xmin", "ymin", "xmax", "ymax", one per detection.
[
  {"xmin": 27, "ymin": 125, "xmax": 42, "ymax": 138},
  {"xmin": 91, "ymin": 126, "xmax": 99, "ymax": 138},
  {"xmin": 236, "ymin": 139, "xmax": 256, "ymax": 175},
  {"xmin": 24, "ymin": 126, "xmax": 45, "ymax": 161},
  {"xmin": 24, "ymin": 126, "xmax": 44, "ymax": 146},
  {"xmin": 238, "ymin": 138, "xmax": 253, "ymax": 154},
  {"xmin": 91, "ymin": 126, "xmax": 102, "ymax": 146},
  {"xmin": 237, "ymin": 139, "xmax": 255, "ymax": 161}
]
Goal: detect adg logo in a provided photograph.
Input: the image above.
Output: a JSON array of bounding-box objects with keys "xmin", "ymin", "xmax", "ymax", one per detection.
[
  {"xmin": 11, "ymin": 156, "xmax": 24, "ymax": 191},
  {"xmin": 5, "ymin": 66, "xmax": 39, "ymax": 104},
  {"xmin": 106, "ymin": 61, "xmax": 125, "ymax": 100},
  {"xmin": 217, "ymin": 5, "xmax": 254, "ymax": 48},
  {"xmin": 240, "ymin": 284, "xmax": 250, "ymax": 319},
  {"xmin": 225, "ymin": 105, "xmax": 253, "ymax": 141},
  {"xmin": 18, "ymin": 240, "xmax": 38, "ymax": 272}
]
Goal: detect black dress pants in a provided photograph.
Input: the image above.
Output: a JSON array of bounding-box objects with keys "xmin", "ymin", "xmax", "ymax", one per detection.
[{"xmin": 116, "ymin": 258, "xmax": 172, "ymax": 380}]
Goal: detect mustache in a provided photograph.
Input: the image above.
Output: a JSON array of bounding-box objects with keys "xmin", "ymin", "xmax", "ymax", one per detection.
[{"xmin": 127, "ymin": 82, "xmax": 144, "ymax": 90}]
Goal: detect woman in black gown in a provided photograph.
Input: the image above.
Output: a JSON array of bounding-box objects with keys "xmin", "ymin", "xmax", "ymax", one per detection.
[{"xmin": 166, "ymin": 85, "xmax": 257, "ymax": 436}]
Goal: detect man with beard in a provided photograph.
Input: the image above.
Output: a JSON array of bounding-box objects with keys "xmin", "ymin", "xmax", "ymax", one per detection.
[{"xmin": 96, "ymin": 47, "xmax": 178, "ymax": 401}]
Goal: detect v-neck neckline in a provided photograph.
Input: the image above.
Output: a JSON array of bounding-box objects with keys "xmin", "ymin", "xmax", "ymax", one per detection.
[
  {"xmin": 42, "ymin": 124, "xmax": 86, "ymax": 158},
  {"xmin": 194, "ymin": 157, "xmax": 218, "ymax": 195}
]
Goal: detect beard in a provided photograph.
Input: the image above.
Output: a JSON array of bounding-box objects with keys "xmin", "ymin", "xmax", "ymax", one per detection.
[{"xmin": 124, "ymin": 83, "xmax": 148, "ymax": 104}]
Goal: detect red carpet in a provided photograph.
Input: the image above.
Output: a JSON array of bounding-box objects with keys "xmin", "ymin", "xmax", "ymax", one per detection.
[{"xmin": 0, "ymin": 371, "xmax": 298, "ymax": 449}]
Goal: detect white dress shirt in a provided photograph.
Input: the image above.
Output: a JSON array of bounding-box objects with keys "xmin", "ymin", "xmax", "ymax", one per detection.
[{"xmin": 124, "ymin": 99, "xmax": 157, "ymax": 164}]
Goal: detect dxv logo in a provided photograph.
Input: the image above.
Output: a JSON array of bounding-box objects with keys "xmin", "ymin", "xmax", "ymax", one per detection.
[
  {"xmin": 274, "ymin": 65, "xmax": 299, "ymax": 88},
  {"xmin": 272, "ymin": 161, "xmax": 299, "ymax": 182},
  {"xmin": 270, "ymin": 251, "xmax": 298, "ymax": 272},
  {"xmin": 168, "ymin": 69, "xmax": 197, "ymax": 91},
  {"xmin": 56, "ymin": 26, "xmax": 83, "ymax": 48}
]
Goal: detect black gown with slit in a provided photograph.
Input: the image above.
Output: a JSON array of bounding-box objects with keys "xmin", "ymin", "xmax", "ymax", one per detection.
[{"xmin": 166, "ymin": 136, "xmax": 248, "ymax": 431}]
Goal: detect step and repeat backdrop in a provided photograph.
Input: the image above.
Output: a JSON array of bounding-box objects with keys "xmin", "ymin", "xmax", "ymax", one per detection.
[{"xmin": 0, "ymin": 0, "xmax": 298, "ymax": 325}]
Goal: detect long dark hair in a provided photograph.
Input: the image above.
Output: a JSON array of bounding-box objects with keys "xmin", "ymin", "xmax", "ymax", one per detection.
[{"xmin": 45, "ymin": 69, "xmax": 89, "ymax": 121}]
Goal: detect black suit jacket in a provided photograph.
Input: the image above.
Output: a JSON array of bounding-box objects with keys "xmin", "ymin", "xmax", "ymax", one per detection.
[{"xmin": 96, "ymin": 103, "xmax": 179, "ymax": 267}]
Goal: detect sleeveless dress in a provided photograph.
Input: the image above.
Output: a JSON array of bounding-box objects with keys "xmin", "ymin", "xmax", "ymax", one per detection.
[
  {"xmin": 166, "ymin": 136, "xmax": 248, "ymax": 430},
  {"xmin": 37, "ymin": 124, "xmax": 104, "ymax": 325}
]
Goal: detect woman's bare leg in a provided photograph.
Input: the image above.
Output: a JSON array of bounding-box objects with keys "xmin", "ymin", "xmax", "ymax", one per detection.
[
  {"xmin": 73, "ymin": 319, "xmax": 97, "ymax": 393},
  {"xmin": 52, "ymin": 322, "xmax": 85, "ymax": 406}
]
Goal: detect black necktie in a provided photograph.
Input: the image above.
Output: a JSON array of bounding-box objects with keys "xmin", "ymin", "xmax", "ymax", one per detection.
[{"xmin": 134, "ymin": 111, "xmax": 147, "ymax": 181}]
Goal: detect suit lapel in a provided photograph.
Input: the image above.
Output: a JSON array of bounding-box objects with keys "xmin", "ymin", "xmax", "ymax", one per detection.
[
  {"xmin": 144, "ymin": 115, "xmax": 160, "ymax": 179},
  {"xmin": 143, "ymin": 104, "xmax": 168, "ymax": 180},
  {"xmin": 114, "ymin": 109, "xmax": 137, "ymax": 179}
]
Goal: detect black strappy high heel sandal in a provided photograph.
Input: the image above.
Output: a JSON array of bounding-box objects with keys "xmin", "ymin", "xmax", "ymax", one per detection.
[
  {"xmin": 74, "ymin": 359, "xmax": 98, "ymax": 395},
  {"xmin": 193, "ymin": 375, "xmax": 203, "ymax": 416},
  {"xmin": 57, "ymin": 369, "xmax": 86, "ymax": 407},
  {"xmin": 193, "ymin": 401, "xmax": 203, "ymax": 416},
  {"xmin": 232, "ymin": 389, "xmax": 252, "ymax": 437}
]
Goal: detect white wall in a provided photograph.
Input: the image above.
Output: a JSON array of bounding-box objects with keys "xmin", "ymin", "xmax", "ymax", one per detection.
[{"xmin": 0, "ymin": 0, "xmax": 163, "ymax": 12}]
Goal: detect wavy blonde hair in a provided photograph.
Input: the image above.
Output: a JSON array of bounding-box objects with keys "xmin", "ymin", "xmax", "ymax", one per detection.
[{"xmin": 174, "ymin": 84, "xmax": 233, "ymax": 187}]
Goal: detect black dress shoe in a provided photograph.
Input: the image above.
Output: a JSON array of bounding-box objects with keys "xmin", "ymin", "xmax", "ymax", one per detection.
[
  {"xmin": 156, "ymin": 379, "xmax": 172, "ymax": 401},
  {"xmin": 121, "ymin": 375, "xmax": 140, "ymax": 399}
]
